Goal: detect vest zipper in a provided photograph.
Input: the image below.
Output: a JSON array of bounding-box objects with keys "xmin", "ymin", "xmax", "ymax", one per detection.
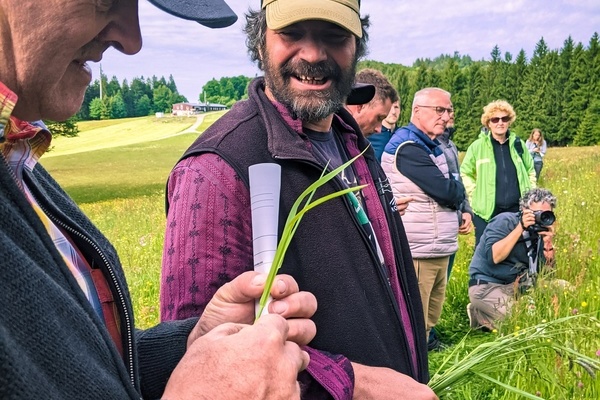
[
  {"xmin": 25, "ymin": 178, "xmax": 136, "ymax": 388},
  {"xmin": 373, "ymin": 176, "xmax": 420, "ymax": 379},
  {"xmin": 290, "ymin": 156, "xmax": 417, "ymax": 376}
]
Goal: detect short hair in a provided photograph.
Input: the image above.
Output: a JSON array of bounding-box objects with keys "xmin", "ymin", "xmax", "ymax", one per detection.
[
  {"xmin": 481, "ymin": 100, "xmax": 516, "ymax": 127},
  {"xmin": 244, "ymin": 9, "xmax": 370, "ymax": 71},
  {"xmin": 528, "ymin": 128, "xmax": 544, "ymax": 143},
  {"xmin": 519, "ymin": 188, "xmax": 557, "ymax": 210},
  {"xmin": 411, "ymin": 88, "xmax": 451, "ymax": 118},
  {"xmin": 355, "ymin": 68, "xmax": 398, "ymax": 104}
]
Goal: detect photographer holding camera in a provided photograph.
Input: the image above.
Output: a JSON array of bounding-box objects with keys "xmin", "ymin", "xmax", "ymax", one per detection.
[{"xmin": 466, "ymin": 188, "xmax": 557, "ymax": 331}]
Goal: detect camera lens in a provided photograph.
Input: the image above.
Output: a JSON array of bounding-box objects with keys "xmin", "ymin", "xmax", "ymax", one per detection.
[{"xmin": 534, "ymin": 210, "xmax": 555, "ymax": 227}]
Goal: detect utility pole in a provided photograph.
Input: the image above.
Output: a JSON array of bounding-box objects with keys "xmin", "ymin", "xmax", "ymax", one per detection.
[{"xmin": 99, "ymin": 63, "xmax": 103, "ymax": 100}]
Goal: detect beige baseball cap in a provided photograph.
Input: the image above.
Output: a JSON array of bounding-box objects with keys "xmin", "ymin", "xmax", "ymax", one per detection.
[{"xmin": 262, "ymin": 0, "xmax": 362, "ymax": 38}]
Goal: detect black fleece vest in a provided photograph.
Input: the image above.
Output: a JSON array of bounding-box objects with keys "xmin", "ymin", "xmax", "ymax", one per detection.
[{"xmin": 171, "ymin": 78, "xmax": 428, "ymax": 382}]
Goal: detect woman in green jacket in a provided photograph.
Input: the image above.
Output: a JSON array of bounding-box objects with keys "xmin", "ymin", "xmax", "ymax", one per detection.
[{"xmin": 460, "ymin": 100, "xmax": 536, "ymax": 245}]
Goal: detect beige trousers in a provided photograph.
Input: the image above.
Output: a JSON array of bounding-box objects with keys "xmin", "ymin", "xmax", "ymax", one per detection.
[
  {"xmin": 413, "ymin": 256, "xmax": 450, "ymax": 340},
  {"xmin": 468, "ymin": 282, "xmax": 515, "ymax": 330}
]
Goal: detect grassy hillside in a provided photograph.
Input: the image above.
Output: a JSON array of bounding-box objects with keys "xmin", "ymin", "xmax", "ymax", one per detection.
[{"xmin": 41, "ymin": 111, "xmax": 227, "ymax": 203}]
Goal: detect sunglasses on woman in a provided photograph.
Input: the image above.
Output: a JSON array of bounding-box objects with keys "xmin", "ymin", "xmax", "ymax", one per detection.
[{"xmin": 490, "ymin": 116, "xmax": 510, "ymax": 123}]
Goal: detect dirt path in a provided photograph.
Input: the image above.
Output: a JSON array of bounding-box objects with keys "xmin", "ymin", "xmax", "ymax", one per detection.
[{"xmin": 180, "ymin": 114, "xmax": 205, "ymax": 134}]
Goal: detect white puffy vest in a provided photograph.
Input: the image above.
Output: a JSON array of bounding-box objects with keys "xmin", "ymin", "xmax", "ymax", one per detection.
[{"xmin": 381, "ymin": 141, "xmax": 459, "ymax": 258}]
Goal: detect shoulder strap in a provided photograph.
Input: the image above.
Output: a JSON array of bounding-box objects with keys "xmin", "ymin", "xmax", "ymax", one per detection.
[{"xmin": 514, "ymin": 136, "xmax": 524, "ymax": 158}]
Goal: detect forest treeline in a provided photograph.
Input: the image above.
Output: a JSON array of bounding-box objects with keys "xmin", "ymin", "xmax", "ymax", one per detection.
[
  {"xmin": 359, "ymin": 33, "xmax": 600, "ymax": 150},
  {"xmin": 48, "ymin": 74, "xmax": 189, "ymax": 137},
  {"xmin": 77, "ymin": 74, "xmax": 187, "ymax": 121},
  {"xmin": 66, "ymin": 33, "xmax": 599, "ymax": 149}
]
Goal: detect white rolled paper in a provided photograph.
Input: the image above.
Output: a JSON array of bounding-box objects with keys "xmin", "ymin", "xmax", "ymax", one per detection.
[{"xmin": 249, "ymin": 163, "xmax": 281, "ymax": 318}]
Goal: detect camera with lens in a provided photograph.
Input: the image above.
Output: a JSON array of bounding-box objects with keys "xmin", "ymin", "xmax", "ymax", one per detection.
[{"xmin": 520, "ymin": 210, "xmax": 555, "ymax": 233}]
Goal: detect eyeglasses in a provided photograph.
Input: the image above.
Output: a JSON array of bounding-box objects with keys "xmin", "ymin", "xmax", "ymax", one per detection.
[
  {"xmin": 490, "ymin": 116, "xmax": 511, "ymax": 123},
  {"xmin": 417, "ymin": 105, "xmax": 454, "ymax": 116}
]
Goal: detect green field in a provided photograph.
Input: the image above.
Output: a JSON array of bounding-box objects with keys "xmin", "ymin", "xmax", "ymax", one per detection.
[{"xmin": 40, "ymin": 117, "xmax": 600, "ymax": 399}]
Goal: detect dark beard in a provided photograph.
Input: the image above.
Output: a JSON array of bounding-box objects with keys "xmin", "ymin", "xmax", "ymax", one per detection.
[{"xmin": 263, "ymin": 55, "xmax": 356, "ymax": 123}]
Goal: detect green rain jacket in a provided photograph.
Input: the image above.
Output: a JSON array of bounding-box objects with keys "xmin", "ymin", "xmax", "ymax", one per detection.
[{"xmin": 460, "ymin": 131, "xmax": 536, "ymax": 221}]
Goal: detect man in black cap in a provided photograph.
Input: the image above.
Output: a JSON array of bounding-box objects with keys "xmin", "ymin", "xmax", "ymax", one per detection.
[
  {"xmin": 0, "ymin": 1, "xmax": 317, "ymax": 399},
  {"xmin": 346, "ymin": 68, "xmax": 398, "ymax": 145},
  {"xmin": 161, "ymin": 1, "xmax": 436, "ymax": 399}
]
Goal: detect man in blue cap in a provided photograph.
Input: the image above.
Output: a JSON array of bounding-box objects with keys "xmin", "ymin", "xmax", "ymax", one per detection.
[{"xmin": 0, "ymin": 1, "xmax": 317, "ymax": 398}]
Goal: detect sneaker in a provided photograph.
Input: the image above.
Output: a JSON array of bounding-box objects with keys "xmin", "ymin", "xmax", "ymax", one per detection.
[
  {"xmin": 427, "ymin": 337, "xmax": 441, "ymax": 352},
  {"xmin": 467, "ymin": 303, "xmax": 492, "ymax": 332},
  {"xmin": 427, "ymin": 337, "xmax": 448, "ymax": 352}
]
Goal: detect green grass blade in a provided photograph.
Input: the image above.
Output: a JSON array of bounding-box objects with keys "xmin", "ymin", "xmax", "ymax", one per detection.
[
  {"xmin": 472, "ymin": 372, "xmax": 543, "ymax": 399},
  {"xmin": 255, "ymin": 149, "xmax": 368, "ymax": 319}
]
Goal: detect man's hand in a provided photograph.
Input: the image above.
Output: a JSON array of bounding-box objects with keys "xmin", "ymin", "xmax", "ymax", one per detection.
[
  {"xmin": 352, "ymin": 363, "xmax": 438, "ymax": 400},
  {"xmin": 458, "ymin": 212, "xmax": 473, "ymax": 235},
  {"xmin": 519, "ymin": 208, "xmax": 537, "ymax": 230},
  {"xmin": 188, "ymin": 271, "xmax": 317, "ymax": 347},
  {"xmin": 396, "ymin": 196, "xmax": 414, "ymax": 216},
  {"xmin": 164, "ymin": 314, "xmax": 309, "ymax": 400}
]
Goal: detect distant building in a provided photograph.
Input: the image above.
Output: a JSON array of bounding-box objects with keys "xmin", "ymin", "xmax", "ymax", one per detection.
[{"xmin": 171, "ymin": 102, "xmax": 227, "ymax": 116}]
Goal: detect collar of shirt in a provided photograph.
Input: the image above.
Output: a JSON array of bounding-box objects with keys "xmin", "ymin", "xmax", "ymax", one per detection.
[{"xmin": 0, "ymin": 81, "xmax": 52, "ymax": 179}]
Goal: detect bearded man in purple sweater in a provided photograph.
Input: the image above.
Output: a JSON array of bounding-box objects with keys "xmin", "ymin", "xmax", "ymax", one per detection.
[{"xmin": 160, "ymin": 1, "xmax": 437, "ymax": 399}]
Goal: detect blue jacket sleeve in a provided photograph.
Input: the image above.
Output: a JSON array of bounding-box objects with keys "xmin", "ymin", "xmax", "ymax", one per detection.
[{"xmin": 397, "ymin": 143, "xmax": 465, "ymax": 210}]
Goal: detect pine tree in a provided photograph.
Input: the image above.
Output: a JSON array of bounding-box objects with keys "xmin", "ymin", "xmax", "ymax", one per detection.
[
  {"xmin": 89, "ymin": 98, "xmax": 110, "ymax": 120},
  {"xmin": 558, "ymin": 43, "xmax": 589, "ymax": 145},
  {"xmin": 454, "ymin": 63, "xmax": 485, "ymax": 150},
  {"xmin": 109, "ymin": 92, "xmax": 127, "ymax": 119},
  {"xmin": 153, "ymin": 85, "xmax": 174, "ymax": 113},
  {"xmin": 513, "ymin": 49, "xmax": 529, "ymax": 115},
  {"xmin": 573, "ymin": 99, "xmax": 600, "ymax": 145},
  {"xmin": 484, "ymin": 45, "xmax": 504, "ymax": 100},
  {"xmin": 517, "ymin": 38, "xmax": 550, "ymax": 138},
  {"xmin": 135, "ymin": 95, "xmax": 152, "ymax": 116}
]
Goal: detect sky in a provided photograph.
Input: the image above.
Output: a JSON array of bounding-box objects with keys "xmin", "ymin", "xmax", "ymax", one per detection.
[{"xmin": 91, "ymin": 0, "xmax": 600, "ymax": 102}]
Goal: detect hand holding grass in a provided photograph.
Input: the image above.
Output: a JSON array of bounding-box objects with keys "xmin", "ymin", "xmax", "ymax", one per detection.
[
  {"xmin": 167, "ymin": 314, "xmax": 309, "ymax": 400},
  {"xmin": 189, "ymin": 271, "xmax": 317, "ymax": 348},
  {"xmin": 254, "ymin": 152, "xmax": 367, "ymax": 320}
]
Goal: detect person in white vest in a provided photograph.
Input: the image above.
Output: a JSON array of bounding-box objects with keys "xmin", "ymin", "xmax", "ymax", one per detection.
[{"xmin": 381, "ymin": 88, "xmax": 465, "ymax": 349}]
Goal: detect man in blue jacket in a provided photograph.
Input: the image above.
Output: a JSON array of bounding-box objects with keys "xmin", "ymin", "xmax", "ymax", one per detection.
[{"xmin": 381, "ymin": 88, "xmax": 465, "ymax": 349}]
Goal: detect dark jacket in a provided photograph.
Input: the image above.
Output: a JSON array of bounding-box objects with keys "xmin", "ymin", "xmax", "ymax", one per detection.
[
  {"xmin": 0, "ymin": 157, "xmax": 196, "ymax": 399},
  {"xmin": 468, "ymin": 212, "xmax": 530, "ymax": 284},
  {"xmin": 175, "ymin": 78, "xmax": 429, "ymax": 383}
]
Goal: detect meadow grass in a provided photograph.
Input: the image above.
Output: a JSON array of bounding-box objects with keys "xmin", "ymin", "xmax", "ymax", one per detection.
[
  {"xmin": 47, "ymin": 115, "xmax": 198, "ymax": 157},
  {"xmin": 42, "ymin": 117, "xmax": 600, "ymax": 399},
  {"xmin": 430, "ymin": 146, "xmax": 600, "ymax": 399}
]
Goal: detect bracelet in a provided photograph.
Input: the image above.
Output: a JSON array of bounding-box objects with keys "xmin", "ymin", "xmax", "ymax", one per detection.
[
  {"xmin": 545, "ymin": 247, "xmax": 555, "ymax": 251},
  {"xmin": 520, "ymin": 219, "xmax": 526, "ymax": 230}
]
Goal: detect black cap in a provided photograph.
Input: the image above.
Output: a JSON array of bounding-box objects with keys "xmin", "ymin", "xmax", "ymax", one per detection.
[
  {"xmin": 347, "ymin": 83, "xmax": 375, "ymax": 105},
  {"xmin": 147, "ymin": 0, "xmax": 237, "ymax": 28}
]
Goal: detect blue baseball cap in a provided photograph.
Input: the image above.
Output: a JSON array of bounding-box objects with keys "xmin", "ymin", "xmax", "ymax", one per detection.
[{"xmin": 148, "ymin": 0, "xmax": 237, "ymax": 28}]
